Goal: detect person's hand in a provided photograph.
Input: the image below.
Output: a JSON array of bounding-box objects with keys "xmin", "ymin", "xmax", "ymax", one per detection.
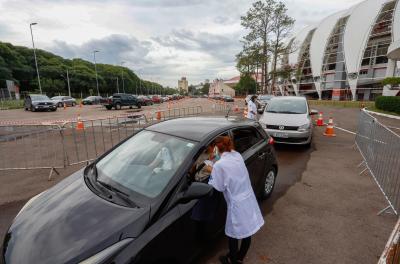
[{"xmin": 205, "ymin": 165, "xmax": 213, "ymax": 173}]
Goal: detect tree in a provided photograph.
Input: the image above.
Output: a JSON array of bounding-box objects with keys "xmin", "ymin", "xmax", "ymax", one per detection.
[
  {"xmin": 235, "ymin": 74, "xmax": 257, "ymax": 96},
  {"xmin": 201, "ymin": 83, "xmax": 210, "ymax": 95},
  {"xmin": 240, "ymin": 0, "xmax": 275, "ymax": 93},
  {"xmin": 0, "ymin": 41, "xmax": 163, "ymax": 97},
  {"xmin": 238, "ymin": 0, "xmax": 294, "ymax": 94},
  {"xmin": 270, "ymin": 2, "xmax": 295, "ymax": 94}
]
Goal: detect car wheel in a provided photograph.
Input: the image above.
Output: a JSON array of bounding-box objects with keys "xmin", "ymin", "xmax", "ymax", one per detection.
[
  {"xmin": 58, "ymin": 102, "xmax": 63, "ymax": 107},
  {"xmin": 72, "ymin": 102, "xmax": 76, "ymax": 106},
  {"xmin": 137, "ymin": 104, "xmax": 141, "ymax": 109},
  {"xmin": 260, "ymin": 167, "xmax": 276, "ymax": 200},
  {"xmin": 31, "ymin": 106, "xmax": 35, "ymax": 112},
  {"xmin": 106, "ymin": 106, "xmax": 112, "ymax": 110},
  {"xmin": 52, "ymin": 108, "xmax": 57, "ymax": 112},
  {"xmin": 115, "ymin": 103, "xmax": 122, "ymax": 110}
]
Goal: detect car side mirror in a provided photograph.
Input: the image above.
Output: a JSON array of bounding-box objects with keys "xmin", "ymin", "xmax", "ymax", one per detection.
[
  {"xmin": 310, "ymin": 109, "xmax": 318, "ymax": 115},
  {"xmin": 178, "ymin": 182, "xmax": 213, "ymax": 204}
]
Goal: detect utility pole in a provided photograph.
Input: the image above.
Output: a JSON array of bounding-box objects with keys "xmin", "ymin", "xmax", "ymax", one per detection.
[
  {"xmin": 116, "ymin": 76, "xmax": 119, "ymax": 93},
  {"xmin": 93, "ymin": 50, "xmax": 100, "ymax": 96},
  {"xmin": 66, "ymin": 69, "xmax": 71, "ymax": 97},
  {"xmin": 121, "ymin": 61, "xmax": 126, "ymax": 93},
  {"xmin": 30, "ymin": 22, "xmax": 42, "ymax": 94}
]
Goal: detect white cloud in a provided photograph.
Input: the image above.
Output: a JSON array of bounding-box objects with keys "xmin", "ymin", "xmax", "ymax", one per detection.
[{"xmin": 0, "ymin": 0, "xmax": 365, "ymax": 87}]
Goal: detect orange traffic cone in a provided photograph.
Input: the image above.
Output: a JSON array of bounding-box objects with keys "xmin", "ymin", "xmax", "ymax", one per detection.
[
  {"xmin": 234, "ymin": 105, "xmax": 239, "ymax": 112},
  {"xmin": 76, "ymin": 114, "xmax": 84, "ymax": 130},
  {"xmin": 323, "ymin": 117, "xmax": 336, "ymax": 137},
  {"xmin": 316, "ymin": 112, "xmax": 324, "ymax": 126},
  {"xmin": 79, "ymin": 102, "xmax": 83, "ymax": 108},
  {"xmin": 63, "ymin": 102, "xmax": 67, "ymax": 110},
  {"xmin": 156, "ymin": 111, "xmax": 161, "ymax": 121}
]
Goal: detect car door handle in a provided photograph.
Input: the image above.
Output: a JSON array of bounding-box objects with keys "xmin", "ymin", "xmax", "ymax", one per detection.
[{"xmin": 258, "ymin": 152, "xmax": 266, "ymax": 159}]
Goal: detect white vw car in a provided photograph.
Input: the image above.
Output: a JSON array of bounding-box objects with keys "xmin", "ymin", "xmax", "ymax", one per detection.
[{"xmin": 258, "ymin": 96, "xmax": 318, "ymax": 146}]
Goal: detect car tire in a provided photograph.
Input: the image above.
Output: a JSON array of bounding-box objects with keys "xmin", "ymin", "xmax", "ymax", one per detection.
[
  {"xmin": 72, "ymin": 102, "xmax": 76, "ymax": 107},
  {"xmin": 31, "ymin": 106, "xmax": 35, "ymax": 112},
  {"xmin": 52, "ymin": 108, "xmax": 57, "ymax": 112},
  {"xmin": 106, "ymin": 106, "xmax": 112, "ymax": 110},
  {"xmin": 137, "ymin": 104, "xmax": 141, "ymax": 109},
  {"xmin": 259, "ymin": 167, "xmax": 276, "ymax": 200},
  {"xmin": 58, "ymin": 103, "xmax": 63, "ymax": 107},
  {"xmin": 115, "ymin": 103, "xmax": 122, "ymax": 110}
]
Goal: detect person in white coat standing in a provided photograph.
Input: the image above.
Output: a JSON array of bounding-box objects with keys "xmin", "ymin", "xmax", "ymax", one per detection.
[
  {"xmin": 247, "ymin": 95, "xmax": 257, "ymax": 120},
  {"xmin": 207, "ymin": 136, "xmax": 264, "ymax": 264}
]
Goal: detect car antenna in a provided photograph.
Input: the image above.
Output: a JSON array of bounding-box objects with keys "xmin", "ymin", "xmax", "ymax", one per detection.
[{"xmin": 225, "ymin": 105, "xmax": 231, "ymax": 119}]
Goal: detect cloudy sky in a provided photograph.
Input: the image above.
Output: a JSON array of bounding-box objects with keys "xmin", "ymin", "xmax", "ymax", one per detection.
[{"xmin": 0, "ymin": 0, "xmax": 363, "ymax": 87}]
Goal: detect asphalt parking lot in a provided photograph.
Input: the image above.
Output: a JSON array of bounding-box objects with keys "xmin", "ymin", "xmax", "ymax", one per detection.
[{"xmin": 0, "ymin": 98, "xmax": 398, "ymax": 264}]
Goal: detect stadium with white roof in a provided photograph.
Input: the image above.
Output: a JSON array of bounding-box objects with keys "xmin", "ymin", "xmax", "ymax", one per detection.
[{"xmin": 278, "ymin": 0, "xmax": 400, "ymax": 100}]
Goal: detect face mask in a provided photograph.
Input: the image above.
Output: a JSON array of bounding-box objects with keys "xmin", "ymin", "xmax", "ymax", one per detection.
[{"xmin": 213, "ymin": 146, "xmax": 220, "ymax": 161}]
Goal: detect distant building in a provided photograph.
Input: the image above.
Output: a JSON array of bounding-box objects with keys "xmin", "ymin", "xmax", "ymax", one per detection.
[
  {"xmin": 279, "ymin": 0, "xmax": 400, "ymax": 100},
  {"xmin": 178, "ymin": 77, "xmax": 188, "ymax": 93},
  {"xmin": 209, "ymin": 79, "xmax": 235, "ymax": 97},
  {"xmin": 224, "ymin": 73, "xmax": 262, "ymax": 89}
]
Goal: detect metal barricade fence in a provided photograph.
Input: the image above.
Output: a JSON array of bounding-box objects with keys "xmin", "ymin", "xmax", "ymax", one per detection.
[
  {"xmin": 355, "ymin": 109, "xmax": 400, "ymax": 215},
  {"xmin": 0, "ymin": 104, "xmax": 235, "ymax": 179}
]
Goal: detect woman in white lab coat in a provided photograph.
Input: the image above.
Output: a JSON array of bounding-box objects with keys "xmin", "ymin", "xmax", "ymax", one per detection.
[{"xmin": 208, "ymin": 136, "xmax": 264, "ymax": 264}]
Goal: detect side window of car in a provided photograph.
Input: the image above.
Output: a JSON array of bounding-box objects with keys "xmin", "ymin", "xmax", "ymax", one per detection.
[{"xmin": 232, "ymin": 127, "xmax": 263, "ymax": 154}]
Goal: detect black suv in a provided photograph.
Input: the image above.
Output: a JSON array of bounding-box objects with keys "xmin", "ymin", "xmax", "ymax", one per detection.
[{"xmin": 102, "ymin": 93, "xmax": 141, "ymax": 110}]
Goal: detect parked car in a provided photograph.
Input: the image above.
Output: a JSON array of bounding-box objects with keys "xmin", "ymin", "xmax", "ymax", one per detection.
[
  {"xmin": 82, "ymin": 96, "xmax": 103, "ymax": 105},
  {"xmin": 51, "ymin": 96, "xmax": 77, "ymax": 107},
  {"xmin": 258, "ymin": 96, "xmax": 318, "ymax": 146},
  {"xmin": 24, "ymin": 94, "xmax": 57, "ymax": 112},
  {"xmin": 138, "ymin": 95, "xmax": 153, "ymax": 106},
  {"xmin": 161, "ymin": 96, "xmax": 169, "ymax": 102},
  {"xmin": 223, "ymin": 95, "xmax": 234, "ymax": 102},
  {"xmin": 151, "ymin": 95, "xmax": 162, "ymax": 104},
  {"xmin": 256, "ymin": 94, "xmax": 274, "ymax": 113},
  {"xmin": 2, "ymin": 117, "xmax": 278, "ymax": 264},
  {"xmin": 102, "ymin": 93, "xmax": 141, "ymax": 110}
]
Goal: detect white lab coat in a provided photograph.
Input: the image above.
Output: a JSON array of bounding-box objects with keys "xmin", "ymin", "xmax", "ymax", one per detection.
[
  {"xmin": 247, "ymin": 100, "xmax": 257, "ymax": 120},
  {"xmin": 208, "ymin": 151, "xmax": 264, "ymax": 239}
]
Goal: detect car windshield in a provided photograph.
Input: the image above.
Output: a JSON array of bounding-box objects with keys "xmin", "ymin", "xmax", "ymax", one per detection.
[
  {"xmin": 259, "ymin": 95, "xmax": 272, "ymax": 101},
  {"xmin": 51, "ymin": 96, "xmax": 63, "ymax": 100},
  {"xmin": 32, "ymin": 95, "xmax": 50, "ymax": 101},
  {"xmin": 96, "ymin": 130, "xmax": 196, "ymax": 198},
  {"xmin": 266, "ymin": 99, "xmax": 307, "ymax": 114}
]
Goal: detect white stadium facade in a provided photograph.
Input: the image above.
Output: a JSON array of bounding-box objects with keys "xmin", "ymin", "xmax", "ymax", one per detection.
[{"xmin": 279, "ymin": 0, "xmax": 400, "ymax": 100}]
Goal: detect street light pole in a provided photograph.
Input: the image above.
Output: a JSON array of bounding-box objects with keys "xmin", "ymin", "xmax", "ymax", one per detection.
[
  {"xmin": 30, "ymin": 22, "xmax": 42, "ymax": 94},
  {"xmin": 93, "ymin": 50, "xmax": 100, "ymax": 96},
  {"xmin": 116, "ymin": 76, "xmax": 119, "ymax": 93},
  {"xmin": 66, "ymin": 69, "xmax": 71, "ymax": 97},
  {"xmin": 120, "ymin": 61, "xmax": 126, "ymax": 94}
]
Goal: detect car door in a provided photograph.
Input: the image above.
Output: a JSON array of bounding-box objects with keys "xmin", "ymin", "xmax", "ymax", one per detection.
[{"xmin": 231, "ymin": 126, "xmax": 267, "ymax": 192}]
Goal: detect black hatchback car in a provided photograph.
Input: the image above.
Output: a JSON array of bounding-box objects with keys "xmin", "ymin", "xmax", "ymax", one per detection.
[{"xmin": 2, "ymin": 117, "xmax": 278, "ymax": 264}]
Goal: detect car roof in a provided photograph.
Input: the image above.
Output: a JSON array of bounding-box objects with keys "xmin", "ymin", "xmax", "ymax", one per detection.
[
  {"xmin": 146, "ymin": 116, "xmax": 256, "ymax": 141},
  {"xmin": 270, "ymin": 96, "xmax": 306, "ymax": 101}
]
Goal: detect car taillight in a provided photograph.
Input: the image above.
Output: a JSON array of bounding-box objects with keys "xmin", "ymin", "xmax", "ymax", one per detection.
[{"xmin": 268, "ymin": 137, "xmax": 274, "ymax": 145}]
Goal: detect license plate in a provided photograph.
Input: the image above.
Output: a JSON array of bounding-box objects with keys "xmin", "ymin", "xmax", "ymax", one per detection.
[{"xmin": 274, "ymin": 132, "xmax": 289, "ymax": 138}]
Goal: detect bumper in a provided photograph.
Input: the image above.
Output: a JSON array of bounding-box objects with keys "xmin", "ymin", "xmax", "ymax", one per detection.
[
  {"xmin": 33, "ymin": 105, "xmax": 57, "ymax": 111},
  {"xmin": 265, "ymin": 129, "xmax": 312, "ymax": 145}
]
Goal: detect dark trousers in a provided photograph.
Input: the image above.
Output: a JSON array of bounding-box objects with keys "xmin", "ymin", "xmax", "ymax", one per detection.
[{"xmin": 228, "ymin": 236, "xmax": 251, "ymax": 263}]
